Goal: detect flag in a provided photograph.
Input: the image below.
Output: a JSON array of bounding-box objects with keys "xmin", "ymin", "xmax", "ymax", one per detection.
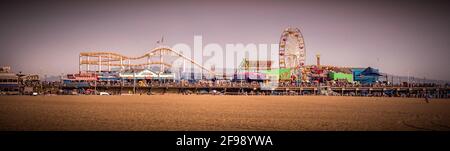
[{"xmin": 157, "ymin": 36, "xmax": 164, "ymax": 44}]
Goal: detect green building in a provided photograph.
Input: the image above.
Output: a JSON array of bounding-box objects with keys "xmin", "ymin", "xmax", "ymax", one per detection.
[{"xmin": 329, "ymin": 72, "xmax": 353, "ymax": 82}]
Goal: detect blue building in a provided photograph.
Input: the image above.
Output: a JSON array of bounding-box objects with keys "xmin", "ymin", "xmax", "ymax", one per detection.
[{"xmin": 352, "ymin": 67, "xmax": 381, "ymax": 85}]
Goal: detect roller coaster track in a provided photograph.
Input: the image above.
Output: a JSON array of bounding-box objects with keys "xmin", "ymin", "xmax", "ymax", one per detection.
[
  {"xmin": 79, "ymin": 61, "xmax": 173, "ymax": 68},
  {"xmin": 79, "ymin": 46, "xmax": 215, "ymax": 75}
]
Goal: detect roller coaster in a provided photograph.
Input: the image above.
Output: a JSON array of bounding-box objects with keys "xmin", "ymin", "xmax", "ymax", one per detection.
[{"xmin": 78, "ymin": 46, "xmax": 215, "ymax": 76}]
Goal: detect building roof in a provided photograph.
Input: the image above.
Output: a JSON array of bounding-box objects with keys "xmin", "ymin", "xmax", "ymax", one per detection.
[
  {"xmin": 361, "ymin": 67, "xmax": 382, "ymax": 76},
  {"xmin": 0, "ymin": 73, "xmax": 18, "ymax": 79},
  {"xmin": 333, "ymin": 68, "xmax": 352, "ymax": 74}
]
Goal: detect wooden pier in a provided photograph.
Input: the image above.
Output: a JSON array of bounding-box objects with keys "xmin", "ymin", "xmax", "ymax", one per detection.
[{"xmin": 59, "ymin": 84, "xmax": 450, "ymax": 98}]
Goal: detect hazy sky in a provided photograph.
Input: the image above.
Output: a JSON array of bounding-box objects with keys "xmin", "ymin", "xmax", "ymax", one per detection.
[{"xmin": 1, "ymin": 0, "xmax": 449, "ymax": 80}]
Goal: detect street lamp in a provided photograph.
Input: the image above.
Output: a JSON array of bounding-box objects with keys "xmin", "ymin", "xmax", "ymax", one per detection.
[{"xmin": 133, "ymin": 69, "xmax": 136, "ymax": 94}]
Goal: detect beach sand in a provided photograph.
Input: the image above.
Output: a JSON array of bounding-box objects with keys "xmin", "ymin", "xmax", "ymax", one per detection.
[{"xmin": 0, "ymin": 95, "xmax": 449, "ymax": 131}]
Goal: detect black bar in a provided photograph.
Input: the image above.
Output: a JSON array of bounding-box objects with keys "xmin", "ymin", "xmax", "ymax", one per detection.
[{"xmin": 0, "ymin": 131, "xmax": 448, "ymax": 150}]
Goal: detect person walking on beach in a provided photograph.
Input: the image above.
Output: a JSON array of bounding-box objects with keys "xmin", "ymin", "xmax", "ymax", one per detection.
[{"xmin": 424, "ymin": 92, "xmax": 430, "ymax": 103}]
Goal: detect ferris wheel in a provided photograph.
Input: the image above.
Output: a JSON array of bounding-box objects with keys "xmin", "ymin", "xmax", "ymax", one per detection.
[{"xmin": 279, "ymin": 27, "xmax": 306, "ymax": 70}]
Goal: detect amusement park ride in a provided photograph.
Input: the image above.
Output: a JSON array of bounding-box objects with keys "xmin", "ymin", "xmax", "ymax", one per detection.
[
  {"xmin": 78, "ymin": 46, "xmax": 216, "ymax": 77},
  {"xmin": 278, "ymin": 27, "xmax": 307, "ymax": 82}
]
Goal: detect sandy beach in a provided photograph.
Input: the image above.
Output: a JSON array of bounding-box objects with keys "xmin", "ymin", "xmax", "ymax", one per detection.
[{"xmin": 0, "ymin": 95, "xmax": 449, "ymax": 131}]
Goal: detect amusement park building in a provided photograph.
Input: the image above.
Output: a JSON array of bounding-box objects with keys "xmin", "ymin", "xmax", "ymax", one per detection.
[
  {"xmin": 119, "ymin": 69, "xmax": 175, "ymax": 80},
  {"xmin": 328, "ymin": 72, "xmax": 353, "ymax": 82},
  {"xmin": 352, "ymin": 67, "xmax": 381, "ymax": 84}
]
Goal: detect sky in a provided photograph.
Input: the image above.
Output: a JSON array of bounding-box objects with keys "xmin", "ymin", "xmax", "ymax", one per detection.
[{"xmin": 0, "ymin": 0, "xmax": 449, "ymax": 81}]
